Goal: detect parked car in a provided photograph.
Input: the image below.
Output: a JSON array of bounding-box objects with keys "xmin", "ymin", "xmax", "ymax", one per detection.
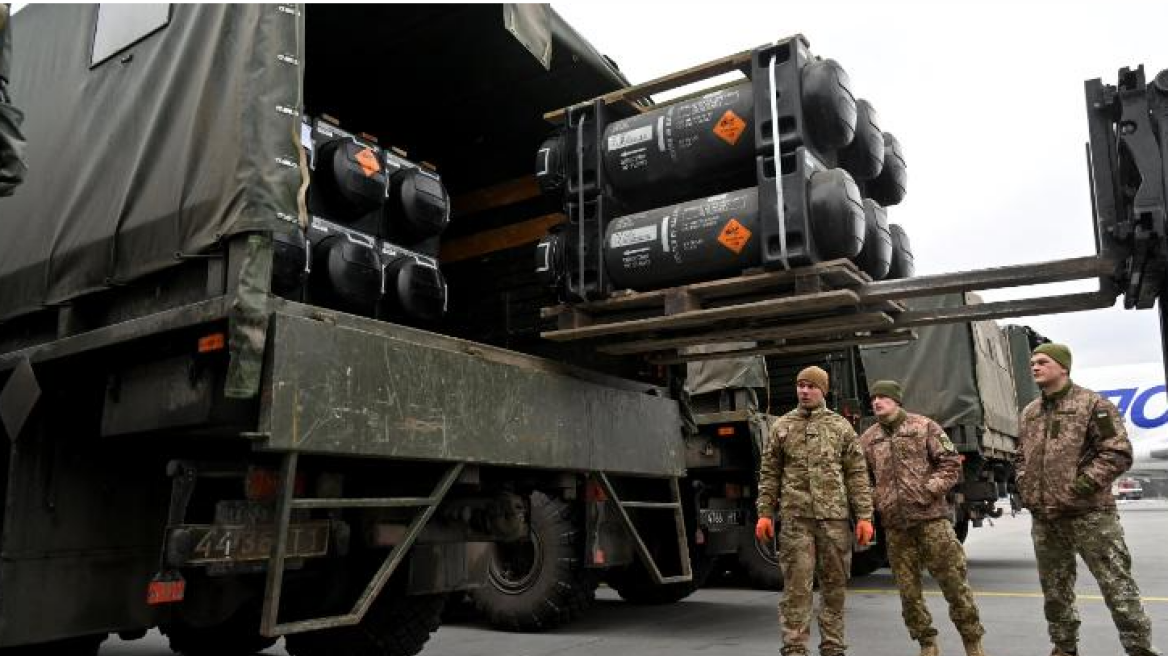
[{"xmin": 1112, "ymin": 477, "xmax": 1144, "ymax": 500}]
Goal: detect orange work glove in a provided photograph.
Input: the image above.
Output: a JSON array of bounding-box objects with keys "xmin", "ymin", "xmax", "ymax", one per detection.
[
  {"xmin": 755, "ymin": 516, "xmax": 775, "ymax": 541},
  {"xmin": 855, "ymin": 519, "xmax": 874, "ymax": 546}
]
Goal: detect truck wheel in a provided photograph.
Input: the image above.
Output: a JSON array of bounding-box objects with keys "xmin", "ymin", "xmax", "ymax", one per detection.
[
  {"xmin": 164, "ymin": 606, "xmax": 277, "ymax": 656},
  {"xmin": 608, "ymin": 550, "xmax": 716, "ymax": 605},
  {"xmin": 737, "ymin": 525, "xmax": 784, "ymax": 590},
  {"xmin": 284, "ymin": 593, "xmax": 445, "ymax": 656},
  {"xmin": 470, "ymin": 491, "xmax": 595, "ymax": 631}
]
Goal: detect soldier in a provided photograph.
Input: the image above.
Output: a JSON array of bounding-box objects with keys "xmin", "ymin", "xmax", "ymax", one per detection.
[
  {"xmin": 1, "ymin": 2, "xmax": 27, "ymax": 197},
  {"xmin": 858, "ymin": 380, "xmax": 987, "ymax": 656},
  {"xmin": 755, "ymin": 366, "xmax": 874, "ymax": 656},
  {"xmin": 1018, "ymin": 343, "xmax": 1160, "ymax": 656}
]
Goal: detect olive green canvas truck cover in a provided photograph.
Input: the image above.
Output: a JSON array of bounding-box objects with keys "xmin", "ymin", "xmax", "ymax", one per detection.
[
  {"xmin": 859, "ymin": 293, "xmax": 1021, "ymax": 457},
  {"xmin": 0, "ymin": 5, "xmax": 628, "ymax": 393}
]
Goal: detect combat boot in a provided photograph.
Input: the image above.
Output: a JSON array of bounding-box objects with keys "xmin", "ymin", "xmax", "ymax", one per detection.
[
  {"xmin": 962, "ymin": 638, "xmax": 987, "ymax": 656},
  {"xmin": 919, "ymin": 638, "xmax": 941, "ymax": 656},
  {"xmin": 1049, "ymin": 648, "xmax": 1077, "ymax": 656}
]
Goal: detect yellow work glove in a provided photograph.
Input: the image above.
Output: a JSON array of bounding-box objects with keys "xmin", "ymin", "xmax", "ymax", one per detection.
[
  {"xmin": 855, "ymin": 519, "xmax": 874, "ymax": 546},
  {"xmin": 755, "ymin": 516, "xmax": 775, "ymax": 541}
]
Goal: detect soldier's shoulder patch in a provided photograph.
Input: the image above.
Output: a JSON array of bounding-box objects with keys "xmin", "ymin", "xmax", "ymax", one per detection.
[
  {"xmin": 938, "ymin": 433, "xmax": 957, "ymax": 452},
  {"xmin": 1092, "ymin": 409, "xmax": 1117, "ymax": 439}
]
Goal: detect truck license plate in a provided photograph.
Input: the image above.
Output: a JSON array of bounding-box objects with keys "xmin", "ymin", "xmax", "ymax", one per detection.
[
  {"xmin": 698, "ymin": 508, "xmax": 745, "ymax": 531},
  {"xmin": 184, "ymin": 521, "xmax": 330, "ymax": 564}
]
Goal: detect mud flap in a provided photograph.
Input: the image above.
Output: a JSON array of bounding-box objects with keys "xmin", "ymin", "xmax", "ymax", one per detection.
[
  {"xmin": 0, "ymin": 357, "xmax": 39, "ymax": 441},
  {"xmin": 225, "ymin": 234, "xmax": 274, "ymax": 399}
]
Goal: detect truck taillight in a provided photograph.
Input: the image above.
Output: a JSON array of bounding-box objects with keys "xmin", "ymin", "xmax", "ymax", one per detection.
[
  {"xmin": 197, "ymin": 332, "xmax": 226, "ymax": 353},
  {"xmin": 591, "ymin": 548, "xmax": 607, "ymax": 565},
  {"xmin": 585, "ymin": 478, "xmax": 608, "ymax": 502},
  {"xmin": 245, "ymin": 467, "xmax": 306, "ymax": 501},
  {"xmin": 146, "ymin": 571, "xmax": 186, "ymax": 605}
]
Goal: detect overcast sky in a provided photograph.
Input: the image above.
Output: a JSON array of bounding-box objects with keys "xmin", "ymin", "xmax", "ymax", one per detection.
[{"xmin": 554, "ymin": 0, "xmax": 1168, "ymax": 373}]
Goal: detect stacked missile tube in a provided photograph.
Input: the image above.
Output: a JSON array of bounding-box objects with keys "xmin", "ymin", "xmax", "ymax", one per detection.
[{"xmin": 534, "ymin": 36, "xmax": 913, "ymax": 302}]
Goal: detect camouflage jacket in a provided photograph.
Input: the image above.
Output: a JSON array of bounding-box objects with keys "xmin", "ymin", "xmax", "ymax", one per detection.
[
  {"xmin": 859, "ymin": 411, "xmax": 961, "ymax": 529},
  {"xmin": 1017, "ymin": 383, "xmax": 1132, "ymax": 518},
  {"xmin": 756, "ymin": 404, "xmax": 873, "ymax": 522}
]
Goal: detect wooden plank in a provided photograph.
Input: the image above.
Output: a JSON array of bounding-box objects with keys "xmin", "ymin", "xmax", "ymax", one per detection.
[
  {"xmin": 794, "ymin": 273, "xmax": 825, "ymax": 294},
  {"xmin": 598, "ymin": 312, "xmax": 894, "ymax": 355},
  {"xmin": 541, "ymin": 289, "xmax": 860, "ymax": 342},
  {"xmin": 673, "ymin": 259, "xmax": 864, "ymax": 301},
  {"xmin": 439, "ymin": 213, "xmax": 565, "ymax": 264},
  {"xmin": 557, "ymin": 307, "xmax": 593, "ymax": 331},
  {"xmin": 540, "ymin": 305, "xmax": 565, "ymax": 320},
  {"xmin": 663, "ymin": 289, "xmax": 701, "ymax": 315},
  {"xmin": 451, "ymin": 176, "xmax": 542, "ymax": 217},
  {"xmin": 648, "ymin": 330, "xmax": 916, "ymax": 365},
  {"xmin": 547, "ymin": 259, "xmax": 863, "ymax": 318},
  {"xmin": 544, "ymin": 49, "xmax": 755, "ymax": 123}
]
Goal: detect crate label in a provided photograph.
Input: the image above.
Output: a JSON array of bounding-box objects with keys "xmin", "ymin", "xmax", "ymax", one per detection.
[
  {"xmin": 607, "ymin": 125, "xmax": 654, "ymax": 151},
  {"xmin": 717, "ymin": 218, "xmax": 752, "ymax": 254},
  {"xmin": 713, "ymin": 110, "xmax": 746, "ymax": 146},
  {"xmin": 356, "ymin": 147, "xmax": 381, "ymax": 177},
  {"xmin": 610, "ymin": 224, "xmax": 658, "ymax": 249}
]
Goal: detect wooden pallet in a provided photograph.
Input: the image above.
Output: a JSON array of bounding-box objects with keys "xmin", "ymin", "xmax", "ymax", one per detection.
[{"xmin": 540, "ymin": 260, "xmax": 912, "ymax": 363}]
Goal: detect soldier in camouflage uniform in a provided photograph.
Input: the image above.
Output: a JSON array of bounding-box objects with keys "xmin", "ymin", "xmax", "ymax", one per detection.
[
  {"xmin": 755, "ymin": 366, "xmax": 874, "ymax": 656},
  {"xmin": 859, "ymin": 380, "xmax": 987, "ymax": 656},
  {"xmin": 1018, "ymin": 343, "xmax": 1160, "ymax": 656}
]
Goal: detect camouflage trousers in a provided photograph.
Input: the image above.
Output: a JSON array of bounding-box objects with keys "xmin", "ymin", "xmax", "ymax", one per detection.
[
  {"xmin": 885, "ymin": 518, "xmax": 984, "ymax": 643},
  {"xmin": 1031, "ymin": 510, "xmax": 1158, "ymax": 656},
  {"xmin": 778, "ymin": 517, "xmax": 852, "ymax": 656}
]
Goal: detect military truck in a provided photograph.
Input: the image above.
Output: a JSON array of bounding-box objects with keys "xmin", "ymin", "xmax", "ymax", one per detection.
[
  {"xmin": 4, "ymin": 4, "xmax": 1167, "ymax": 651},
  {"xmin": 669, "ymin": 301, "xmax": 1040, "ymax": 588},
  {"xmin": 0, "ymin": 5, "xmax": 698, "ymax": 654}
]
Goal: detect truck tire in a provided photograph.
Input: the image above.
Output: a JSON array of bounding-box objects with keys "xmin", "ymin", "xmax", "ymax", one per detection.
[
  {"xmin": 470, "ymin": 491, "xmax": 596, "ymax": 631},
  {"xmin": 284, "ymin": 593, "xmax": 445, "ymax": 656},
  {"xmin": 608, "ymin": 549, "xmax": 716, "ymax": 605},
  {"xmin": 164, "ymin": 605, "xmax": 277, "ymax": 656},
  {"xmin": 737, "ymin": 524, "xmax": 784, "ymax": 590}
]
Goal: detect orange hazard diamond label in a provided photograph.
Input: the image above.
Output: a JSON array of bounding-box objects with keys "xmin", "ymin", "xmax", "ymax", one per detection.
[
  {"xmin": 717, "ymin": 218, "xmax": 752, "ymax": 254},
  {"xmin": 356, "ymin": 147, "xmax": 381, "ymax": 177},
  {"xmin": 713, "ymin": 110, "xmax": 747, "ymax": 146}
]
